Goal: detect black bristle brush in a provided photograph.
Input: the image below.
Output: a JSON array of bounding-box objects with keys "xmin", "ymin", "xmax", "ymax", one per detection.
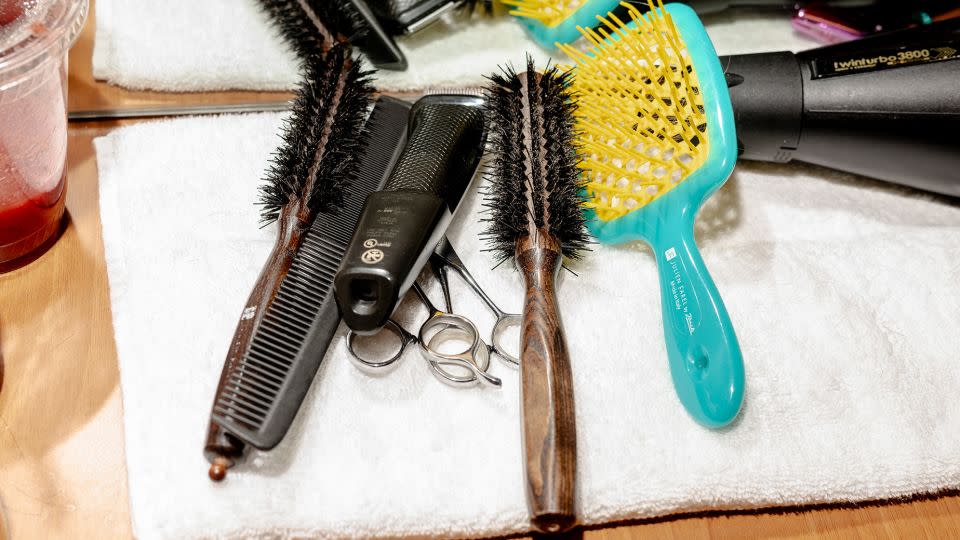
[
  {"xmin": 258, "ymin": 0, "xmax": 360, "ymax": 54},
  {"xmin": 258, "ymin": 46, "xmax": 371, "ymax": 225},
  {"xmin": 484, "ymin": 59, "xmax": 589, "ymax": 533},
  {"xmin": 260, "ymin": 0, "xmax": 407, "ymax": 69},
  {"xmin": 203, "ymin": 12, "xmax": 376, "ymax": 480}
]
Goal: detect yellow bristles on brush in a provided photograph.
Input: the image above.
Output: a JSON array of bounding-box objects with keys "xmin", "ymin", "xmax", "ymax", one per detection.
[
  {"xmin": 500, "ymin": 0, "xmax": 587, "ymax": 27},
  {"xmin": 560, "ymin": 1, "xmax": 708, "ymax": 222}
]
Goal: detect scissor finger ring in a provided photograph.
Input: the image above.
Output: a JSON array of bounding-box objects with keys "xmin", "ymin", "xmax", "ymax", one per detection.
[
  {"xmin": 425, "ymin": 326, "xmax": 503, "ymax": 387},
  {"xmin": 490, "ymin": 314, "xmax": 523, "ymax": 368},
  {"xmin": 347, "ymin": 320, "xmax": 413, "ymax": 374},
  {"xmin": 419, "ymin": 315, "xmax": 501, "ymax": 388}
]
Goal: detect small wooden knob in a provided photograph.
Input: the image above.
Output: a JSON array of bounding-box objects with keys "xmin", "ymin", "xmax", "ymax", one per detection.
[
  {"xmin": 208, "ymin": 457, "xmax": 231, "ymax": 482},
  {"xmin": 204, "ymin": 426, "xmax": 245, "ymax": 482}
]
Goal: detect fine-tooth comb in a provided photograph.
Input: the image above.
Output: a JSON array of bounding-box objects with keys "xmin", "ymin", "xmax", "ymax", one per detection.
[{"xmin": 203, "ymin": 30, "xmax": 379, "ymax": 480}]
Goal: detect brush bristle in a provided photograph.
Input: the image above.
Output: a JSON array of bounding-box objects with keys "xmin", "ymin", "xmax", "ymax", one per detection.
[
  {"xmin": 258, "ymin": 0, "xmax": 367, "ymax": 54},
  {"xmin": 259, "ymin": 44, "xmax": 374, "ymax": 224},
  {"xmin": 500, "ymin": 0, "xmax": 587, "ymax": 26},
  {"xmin": 560, "ymin": 1, "xmax": 708, "ymax": 222},
  {"xmin": 483, "ymin": 58, "xmax": 590, "ymax": 263}
]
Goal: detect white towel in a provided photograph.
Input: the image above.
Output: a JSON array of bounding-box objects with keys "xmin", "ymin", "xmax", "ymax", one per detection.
[
  {"xmin": 91, "ymin": 0, "xmax": 818, "ymax": 92},
  {"xmin": 95, "ymin": 112, "xmax": 960, "ymax": 539}
]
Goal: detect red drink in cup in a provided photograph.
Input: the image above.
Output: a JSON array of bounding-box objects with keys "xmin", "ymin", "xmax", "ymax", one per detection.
[{"xmin": 0, "ymin": 0, "xmax": 87, "ymax": 269}]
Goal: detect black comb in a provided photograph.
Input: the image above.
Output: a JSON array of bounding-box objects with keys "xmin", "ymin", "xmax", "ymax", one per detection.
[
  {"xmin": 210, "ymin": 98, "xmax": 409, "ymax": 444},
  {"xmin": 204, "ymin": 43, "xmax": 380, "ymax": 481}
]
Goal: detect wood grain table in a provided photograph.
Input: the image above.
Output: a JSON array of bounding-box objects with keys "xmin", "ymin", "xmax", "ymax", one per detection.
[{"xmin": 1, "ymin": 2, "xmax": 959, "ymax": 539}]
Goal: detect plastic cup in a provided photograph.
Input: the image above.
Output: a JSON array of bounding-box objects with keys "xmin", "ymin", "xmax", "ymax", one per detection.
[{"xmin": 0, "ymin": 0, "xmax": 87, "ymax": 269}]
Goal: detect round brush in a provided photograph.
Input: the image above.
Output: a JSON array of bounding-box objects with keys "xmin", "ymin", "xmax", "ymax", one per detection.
[
  {"xmin": 484, "ymin": 59, "xmax": 589, "ymax": 533},
  {"xmin": 260, "ymin": 0, "xmax": 407, "ymax": 69}
]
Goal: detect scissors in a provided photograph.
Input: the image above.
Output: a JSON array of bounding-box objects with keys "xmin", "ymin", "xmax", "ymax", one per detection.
[
  {"xmin": 346, "ymin": 238, "xmax": 521, "ymax": 386},
  {"xmin": 348, "ymin": 280, "xmax": 502, "ymax": 387},
  {"xmin": 430, "ymin": 237, "xmax": 522, "ymax": 368}
]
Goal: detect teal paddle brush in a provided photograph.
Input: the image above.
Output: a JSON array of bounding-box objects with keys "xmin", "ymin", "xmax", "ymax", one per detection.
[{"xmin": 562, "ymin": 1, "xmax": 744, "ymax": 427}]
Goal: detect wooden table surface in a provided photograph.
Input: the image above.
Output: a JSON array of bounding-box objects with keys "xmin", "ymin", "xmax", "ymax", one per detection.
[{"xmin": 2, "ymin": 2, "xmax": 959, "ymax": 539}]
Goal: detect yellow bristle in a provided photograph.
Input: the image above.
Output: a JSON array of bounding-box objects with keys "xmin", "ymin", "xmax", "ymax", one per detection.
[
  {"xmin": 501, "ymin": 0, "xmax": 587, "ymax": 27},
  {"xmin": 561, "ymin": 1, "xmax": 709, "ymax": 222}
]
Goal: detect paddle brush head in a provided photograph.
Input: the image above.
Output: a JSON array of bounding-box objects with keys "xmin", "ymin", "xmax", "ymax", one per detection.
[
  {"xmin": 483, "ymin": 58, "xmax": 590, "ymax": 264},
  {"xmin": 502, "ymin": 0, "xmax": 588, "ymax": 26},
  {"xmin": 258, "ymin": 43, "xmax": 374, "ymax": 225},
  {"xmin": 501, "ymin": 0, "xmax": 623, "ymax": 47},
  {"xmin": 560, "ymin": 1, "xmax": 737, "ymax": 242}
]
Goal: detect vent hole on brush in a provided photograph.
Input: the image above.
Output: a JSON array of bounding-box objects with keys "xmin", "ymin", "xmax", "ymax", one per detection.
[{"xmin": 686, "ymin": 351, "xmax": 709, "ymax": 379}]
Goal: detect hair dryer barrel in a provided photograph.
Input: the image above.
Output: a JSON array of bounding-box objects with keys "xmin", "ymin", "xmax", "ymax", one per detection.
[{"xmin": 723, "ymin": 18, "xmax": 960, "ymax": 197}]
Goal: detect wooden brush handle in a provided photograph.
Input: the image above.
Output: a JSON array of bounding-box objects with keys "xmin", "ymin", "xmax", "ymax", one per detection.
[
  {"xmin": 204, "ymin": 205, "xmax": 304, "ymax": 480},
  {"xmin": 515, "ymin": 232, "xmax": 577, "ymax": 533}
]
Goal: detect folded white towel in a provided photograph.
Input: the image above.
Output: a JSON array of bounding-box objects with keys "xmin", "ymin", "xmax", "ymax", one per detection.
[
  {"xmin": 92, "ymin": 0, "xmax": 818, "ymax": 92},
  {"xmin": 95, "ymin": 112, "xmax": 960, "ymax": 540}
]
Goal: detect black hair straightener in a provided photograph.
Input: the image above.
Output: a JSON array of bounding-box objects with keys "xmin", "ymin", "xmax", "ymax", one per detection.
[
  {"xmin": 334, "ymin": 94, "xmax": 488, "ymax": 334},
  {"xmin": 723, "ymin": 17, "xmax": 960, "ymax": 197}
]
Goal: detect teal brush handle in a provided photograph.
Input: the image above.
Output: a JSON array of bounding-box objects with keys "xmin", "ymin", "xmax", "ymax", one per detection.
[
  {"xmin": 580, "ymin": 3, "xmax": 744, "ymax": 428},
  {"xmin": 649, "ymin": 214, "xmax": 744, "ymax": 428}
]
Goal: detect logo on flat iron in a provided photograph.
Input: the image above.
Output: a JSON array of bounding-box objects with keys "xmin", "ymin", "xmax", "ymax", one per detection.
[{"xmin": 362, "ymin": 249, "xmax": 384, "ymax": 264}]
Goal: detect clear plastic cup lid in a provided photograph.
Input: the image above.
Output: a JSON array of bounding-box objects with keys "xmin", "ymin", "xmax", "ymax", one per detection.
[{"xmin": 0, "ymin": 0, "xmax": 88, "ymax": 89}]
